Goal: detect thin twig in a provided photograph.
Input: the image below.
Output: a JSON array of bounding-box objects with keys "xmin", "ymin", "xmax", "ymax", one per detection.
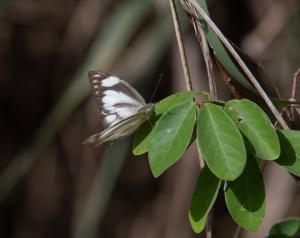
[
  {"xmin": 233, "ymin": 226, "xmax": 242, "ymax": 238},
  {"xmin": 170, "ymin": 0, "xmax": 193, "ymax": 91},
  {"xmin": 256, "ymin": 62, "xmax": 282, "ymax": 99},
  {"xmin": 178, "ymin": 2, "xmax": 214, "ymax": 237},
  {"xmin": 253, "ymin": 61, "xmax": 283, "ymax": 99},
  {"xmin": 170, "ymin": 0, "xmax": 205, "ymax": 169},
  {"xmin": 188, "ymin": 4, "xmax": 216, "ymax": 99},
  {"xmin": 260, "ymin": 160, "xmax": 268, "ymax": 173},
  {"xmin": 291, "ymin": 67, "xmax": 300, "ymax": 101},
  {"xmin": 290, "ymin": 67, "xmax": 300, "ymax": 122},
  {"xmin": 215, "ymin": 58, "xmax": 241, "ymax": 99},
  {"xmin": 196, "ymin": 144, "xmax": 205, "ymax": 168},
  {"xmin": 199, "ymin": 29, "xmax": 217, "ymax": 100},
  {"xmin": 273, "ymin": 111, "xmax": 285, "ymax": 129},
  {"xmin": 256, "ymin": 62, "xmax": 293, "ymax": 122},
  {"xmin": 186, "ymin": 0, "xmax": 289, "ymax": 130},
  {"xmin": 206, "ymin": 210, "xmax": 213, "ymax": 238}
]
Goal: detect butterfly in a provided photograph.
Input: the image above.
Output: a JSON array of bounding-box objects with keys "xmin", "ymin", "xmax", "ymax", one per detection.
[{"xmin": 82, "ymin": 70, "xmax": 155, "ymax": 147}]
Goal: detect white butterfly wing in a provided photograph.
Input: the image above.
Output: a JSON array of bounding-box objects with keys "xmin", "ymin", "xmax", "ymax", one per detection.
[
  {"xmin": 83, "ymin": 70, "xmax": 152, "ymax": 146},
  {"xmin": 82, "ymin": 111, "xmax": 148, "ymax": 147},
  {"xmin": 88, "ymin": 70, "xmax": 146, "ymax": 127}
]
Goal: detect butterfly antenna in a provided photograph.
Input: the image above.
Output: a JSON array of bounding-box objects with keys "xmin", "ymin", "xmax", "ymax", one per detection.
[{"xmin": 149, "ymin": 73, "xmax": 163, "ymax": 103}]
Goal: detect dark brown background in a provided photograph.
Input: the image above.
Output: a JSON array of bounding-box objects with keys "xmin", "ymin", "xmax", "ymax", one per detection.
[{"xmin": 0, "ymin": 0, "xmax": 299, "ymax": 237}]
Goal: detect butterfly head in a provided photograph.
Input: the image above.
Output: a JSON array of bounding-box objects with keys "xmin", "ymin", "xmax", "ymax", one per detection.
[{"xmin": 139, "ymin": 103, "xmax": 155, "ymax": 115}]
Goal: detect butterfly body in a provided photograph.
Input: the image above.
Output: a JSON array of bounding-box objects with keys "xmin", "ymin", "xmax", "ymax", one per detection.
[{"xmin": 83, "ymin": 70, "xmax": 154, "ymax": 147}]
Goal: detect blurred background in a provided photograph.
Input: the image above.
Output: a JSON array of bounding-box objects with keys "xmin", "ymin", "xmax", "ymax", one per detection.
[{"xmin": 0, "ymin": 0, "xmax": 300, "ymax": 237}]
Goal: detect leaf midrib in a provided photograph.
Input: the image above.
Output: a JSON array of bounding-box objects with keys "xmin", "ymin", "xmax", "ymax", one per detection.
[
  {"xmin": 242, "ymin": 119, "xmax": 278, "ymax": 156},
  {"xmin": 155, "ymin": 103, "xmax": 194, "ymax": 174},
  {"xmin": 205, "ymin": 107, "xmax": 235, "ymax": 174}
]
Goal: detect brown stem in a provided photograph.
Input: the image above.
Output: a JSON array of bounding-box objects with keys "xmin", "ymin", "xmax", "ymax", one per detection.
[
  {"xmin": 206, "ymin": 210, "xmax": 213, "ymax": 238},
  {"xmin": 291, "ymin": 67, "xmax": 300, "ymax": 101},
  {"xmin": 256, "ymin": 62, "xmax": 282, "ymax": 99},
  {"xmin": 170, "ymin": 0, "xmax": 193, "ymax": 91},
  {"xmin": 190, "ymin": 7, "xmax": 216, "ymax": 99},
  {"xmin": 289, "ymin": 67, "xmax": 300, "ymax": 122},
  {"xmin": 170, "ymin": 0, "xmax": 205, "ymax": 169},
  {"xmin": 186, "ymin": 0, "xmax": 289, "ymax": 130},
  {"xmin": 233, "ymin": 226, "xmax": 243, "ymax": 238},
  {"xmin": 215, "ymin": 58, "xmax": 241, "ymax": 99}
]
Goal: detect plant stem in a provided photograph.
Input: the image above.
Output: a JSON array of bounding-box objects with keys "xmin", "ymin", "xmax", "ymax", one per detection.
[
  {"xmin": 170, "ymin": 0, "xmax": 206, "ymax": 169},
  {"xmin": 291, "ymin": 67, "xmax": 300, "ymax": 101},
  {"xmin": 206, "ymin": 210, "xmax": 213, "ymax": 238},
  {"xmin": 187, "ymin": 0, "xmax": 289, "ymax": 130},
  {"xmin": 190, "ymin": 6, "xmax": 216, "ymax": 99},
  {"xmin": 170, "ymin": 0, "xmax": 193, "ymax": 91},
  {"xmin": 233, "ymin": 225, "xmax": 242, "ymax": 238}
]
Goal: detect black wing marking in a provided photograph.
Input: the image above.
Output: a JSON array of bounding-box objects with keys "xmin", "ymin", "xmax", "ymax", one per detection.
[{"xmin": 88, "ymin": 70, "xmax": 146, "ymax": 127}]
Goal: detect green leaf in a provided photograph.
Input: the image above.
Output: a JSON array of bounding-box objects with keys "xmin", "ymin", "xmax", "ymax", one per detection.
[
  {"xmin": 133, "ymin": 91, "xmax": 197, "ymax": 155},
  {"xmin": 276, "ymin": 130, "xmax": 300, "ymax": 177},
  {"xmin": 197, "ymin": 103, "xmax": 246, "ymax": 180},
  {"xmin": 225, "ymin": 155, "xmax": 265, "ymax": 231},
  {"xmin": 265, "ymin": 235, "xmax": 289, "ymax": 238},
  {"xmin": 189, "ymin": 166, "xmax": 221, "ymax": 233},
  {"xmin": 267, "ymin": 218, "xmax": 300, "ymax": 238},
  {"xmin": 149, "ymin": 101, "xmax": 196, "ymax": 177},
  {"xmin": 196, "ymin": 0, "xmax": 254, "ymax": 91},
  {"xmin": 224, "ymin": 99, "xmax": 280, "ymax": 161},
  {"xmin": 154, "ymin": 91, "xmax": 199, "ymax": 115},
  {"xmin": 132, "ymin": 114, "xmax": 159, "ymax": 155}
]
